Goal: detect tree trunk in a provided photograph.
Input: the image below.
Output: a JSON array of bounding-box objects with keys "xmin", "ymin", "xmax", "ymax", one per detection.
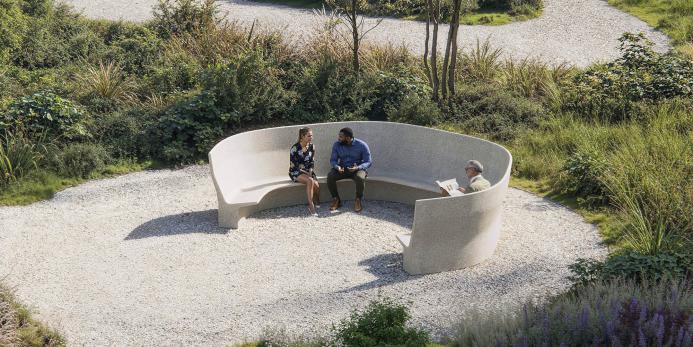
[
  {"xmin": 447, "ymin": 0, "xmax": 462, "ymax": 96},
  {"xmin": 423, "ymin": 6, "xmax": 432, "ymax": 87},
  {"xmin": 351, "ymin": 0, "xmax": 360, "ymax": 75},
  {"xmin": 430, "ymin": 0, "xmax": 440, "ymax": 101}
]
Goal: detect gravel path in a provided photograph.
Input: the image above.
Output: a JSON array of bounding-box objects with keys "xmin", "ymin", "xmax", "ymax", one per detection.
[
  {"xmin": 59, "ymin": 0, "xmax": 670, "ymax": 67},
  {"xmin": 0, "ymin": 165, "xmax": 606, "ymax": 346}
]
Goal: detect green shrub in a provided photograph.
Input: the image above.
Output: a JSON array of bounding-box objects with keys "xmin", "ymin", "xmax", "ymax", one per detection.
[
  {"xmin": 509, "ymin": 0, "xmax": 543, "ymax": 16},
  {"xmin": 154, "ymin": 50, "xmax": 295, "ymax": 162},
  {"xmin": 387, "ymin": 92, "xmax": 442, "ymax": 126},
  {"xmin": 570, "ymin": 252, "xmax": 692, "ymax": 287},
  {"xmin": 1, "ymin": 92, "xmax": 88, "ymax": 140},
  {"xmin": 333, "ymin": 298, "xmax": 430, "ymax": 347},
  {"xmin": 0, "ymin": 0, "xmax": 30, "ymax": 65},
  {"xmin": 560, "ymin": 147, "xmax": 608, "ymax": 207},
  {"xmin": 144, "ymin": 49, "xmax": 201, "ymax": 95},
  {"xmin": 150, "ymin": 0, "xmax": 219, "ymax": 39},
  {"xmin": 55, "ymin": 143, "xmax": 109, "ymax": 178},
  {"xmin": 565, "ymin": 33, "xmax": 693, "ymax": 122},
  {"xmin": 371, "ymin": 68, "xmax": 431, "ymax": 121},
  {"xmin": 101, "ymin": 22, "xmax": 162, "ymax": 75},
  {"xmin": 288, "ymin": 61, "xmax": 374, "ymax": 123},
  {"xmin": 200, "ymin": 51, "xmax": 291, "ymax": 125},
  {"xmin": 92, "ymin": 109, "xmax": 154, "ymax": 159},
  {"xmin": 448, "ymin": 84, "xmax": 546, "ymax": 141}
]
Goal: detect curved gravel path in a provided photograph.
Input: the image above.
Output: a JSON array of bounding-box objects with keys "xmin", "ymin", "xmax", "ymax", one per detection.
[
  {"xmin": 60, "ymin": 0, "xmax": 670, "ymax": 67},
  {"xmin": 0, "ymin": 165, "xmax": 606, "ymax": 346}
]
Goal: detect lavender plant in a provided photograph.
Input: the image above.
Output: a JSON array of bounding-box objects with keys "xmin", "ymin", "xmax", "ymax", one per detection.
[{"xmin": 453, "ymin": 279, "xmax": 692, "ymax": 347}]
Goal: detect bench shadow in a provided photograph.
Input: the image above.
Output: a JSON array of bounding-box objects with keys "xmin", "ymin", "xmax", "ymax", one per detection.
[
  {"xmin": 249, "ymin": 200, "xmax": 414, "ymax": 229},
  {"xmin": 336, "ymin": 253, "xmax": 419, "ymax": 293},
  {"xmin": 126, "ymin": 209, "xmax": 229, "ymax": 240}
]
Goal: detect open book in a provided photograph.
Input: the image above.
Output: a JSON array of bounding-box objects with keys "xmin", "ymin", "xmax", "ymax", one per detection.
[{"xmin": 435, "ymin": 178, "xmax": 463, "ymax": 197}]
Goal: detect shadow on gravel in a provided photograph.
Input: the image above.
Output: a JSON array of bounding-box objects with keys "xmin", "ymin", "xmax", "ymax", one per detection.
[
  {"xmin": 126, "ymin": 209, "xmax": 229, "ymax": 240},
  {"xmin": 250, "ymin": 200, "xmax": 414, "ymax": 229},
  {"xmin": 337, "ymin": 253, "xmax": 419, "ymax": 293}
]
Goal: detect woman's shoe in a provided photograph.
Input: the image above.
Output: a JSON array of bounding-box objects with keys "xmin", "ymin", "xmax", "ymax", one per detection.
[
  {"xmin": 308, "ymin": 203, "xmax": 318, "ymax": 216},
  {"xmin": 313, "ymin": 191, "xmax": 321, "ymax": 208}
]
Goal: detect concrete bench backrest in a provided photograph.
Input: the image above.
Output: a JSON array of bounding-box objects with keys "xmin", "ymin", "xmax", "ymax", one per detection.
[{"xmin": 209, "ymin": 121, "xmax": 511, "ymax": 200}]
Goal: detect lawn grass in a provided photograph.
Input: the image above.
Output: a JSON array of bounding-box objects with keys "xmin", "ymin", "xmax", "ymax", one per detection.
[
  {"xmin": 608, "ymin": 0, "xmax": 693, "ymax": 57},
  {"xmin": 0, "ymin": 160, "xmax": 158, "ymax": 206}
]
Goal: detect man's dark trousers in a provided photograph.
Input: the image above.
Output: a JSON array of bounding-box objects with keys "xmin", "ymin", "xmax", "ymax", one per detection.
[{"xmin": 327, "ymin": 169, "xmax": 366, "ymax": 199}]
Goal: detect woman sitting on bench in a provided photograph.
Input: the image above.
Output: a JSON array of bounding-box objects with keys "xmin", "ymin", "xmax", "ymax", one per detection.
[{"xmin": 289, "ymin": 127, "xmax": 321, "ymax": 216}]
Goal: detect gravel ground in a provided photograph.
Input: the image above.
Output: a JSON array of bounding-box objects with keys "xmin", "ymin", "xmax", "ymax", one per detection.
[
  {"xmin": 0, "ymin": 165, "xmax": 606, "ymax": 346},
  {"xmin": 59, "ymin": 0, "xmax": 670, "ymax": 67}
]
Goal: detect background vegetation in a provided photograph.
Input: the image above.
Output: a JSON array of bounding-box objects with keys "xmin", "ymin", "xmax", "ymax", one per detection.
[
  {"xmin": 0, "ymin": 0, "xmax": 690, "ymax": 345},
  {"xmin": 608, "ymin": 0, "xmax": 693, "ymax": 58},
  {"xmin": 250, "ymin": 0, "xmax": 544, "ymax": 25}
]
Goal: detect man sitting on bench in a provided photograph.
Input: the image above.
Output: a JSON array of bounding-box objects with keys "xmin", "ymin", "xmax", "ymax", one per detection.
[{"xmin": 327, "ymin": 127, "xmax": 372, "ymax": 212}]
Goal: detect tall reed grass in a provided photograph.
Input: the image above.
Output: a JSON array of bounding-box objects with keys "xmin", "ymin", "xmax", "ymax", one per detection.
[{"xmin": 512, "ymin": 99, "xmax": 692, "ymax": 254}]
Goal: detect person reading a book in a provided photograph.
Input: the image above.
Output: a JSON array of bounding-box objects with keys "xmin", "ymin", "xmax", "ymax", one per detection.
[
  {"xmin": 461, "ymin": 160, "xmax": 491, "ymax": 193},
  {"xmin": 327, "ymin": 127, "xmax": 372, "ymax": 212},
  {"xmin": 439, "ymin": 160, "xmax": 491, "ymax": 196},
  {"xmin": 289, "ymin": 127, "xmax": 320, "ymax": 216}
]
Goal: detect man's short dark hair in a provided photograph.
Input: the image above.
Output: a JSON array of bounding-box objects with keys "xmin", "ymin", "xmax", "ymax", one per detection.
[{"xmin": 340, "ymin": 127, "xmax": 354, "ymax": 138}]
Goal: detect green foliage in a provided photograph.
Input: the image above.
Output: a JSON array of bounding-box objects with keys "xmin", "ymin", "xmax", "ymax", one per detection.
[
  {"xmin": 92, "ymin": 109, "xmax": 155, "ymax": 159},
  {"xmin": 55, "ymin": 143, "xmax": 109, "ymax": 178},
  {"xmin": 0, "ymin": 130, "xmax": 46, "ymax": 186},
  {"xmin": 150, "ymin": 0, "xmax": 219, "ymax": 38},
  {"xmin": 157, "ymin": 50, "xmax": 292, "ymax": 162},
  {"xmin": 448, "ymin": 84, "xmax": 546, "ymax": 141},
  {"xmin": 569, "ymin": 251, "xmax": 692, "ymax": 286},
  {"xmin": 144, "ymin": 49, "xmax": 201, "ymax": 95},
  {"xmin": 602, "ymin": 115, "xmax": 692, "ymax": 255},
  {"xmin": 333, "ymin": 298, "xmax": 430, "ymax": 347},
  {"xmin": 560, "ymin": 147, "xmax": 608, "ymax": 207},
  {"xmin": 0, "ymin": 0, "xmax": 30, "ymax": 65},
  {"xmin": 1, "ymin": 92, "xmax": 88, "ymax": 140},
  {"xmin": 565, "ymin": 33, "xmax": 693, "ymax": 122},
  {"xmin": 509, "ymin": 0, "xmax": 543, "ymax": 17},
  {"xmin": 371, "ymin": 68, "xmax": 432, "ymax": 122},
  {"xmin": 459, "ymin": 39, "xmax": 502, "ymax": 82},
  {"xmin": 387, "ymin": 92, "xmax": 442, "ymax": 126},
  {"xmin": 77, "ymin": 61, "xmax": 137, "ymax": 113},
  {"xmin": 286, "ymin": 60, "xmax": 374, "ymax": 123},
  {"xmin": 100, "ymin": 22, "xmax": 162, "ymax": 75}
]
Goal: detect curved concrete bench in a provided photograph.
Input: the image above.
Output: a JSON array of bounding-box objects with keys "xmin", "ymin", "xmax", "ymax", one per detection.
[{"xmin": 209, "ymin": 121, "xmax": 512, "ymax": 274}]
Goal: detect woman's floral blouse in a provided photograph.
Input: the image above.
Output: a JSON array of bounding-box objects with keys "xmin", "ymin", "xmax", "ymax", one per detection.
[{"xmin": 289, "ymin": 142, "xmax": 315, "ymax": 182}]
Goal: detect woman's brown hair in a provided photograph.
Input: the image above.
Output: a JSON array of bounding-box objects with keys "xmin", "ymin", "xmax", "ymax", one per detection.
[{"xmin": 298, "ymin": 127, "xmax": 312, "ymax": 144}]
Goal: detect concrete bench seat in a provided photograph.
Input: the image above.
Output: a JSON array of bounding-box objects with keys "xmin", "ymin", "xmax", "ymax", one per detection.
[
  {"xmin": 225, "ymin": 175, "xmax": 436, "ymax": 210},
  {"xmin": 209, "ymin": 121, "xmax": 511, "ymax": 274}
]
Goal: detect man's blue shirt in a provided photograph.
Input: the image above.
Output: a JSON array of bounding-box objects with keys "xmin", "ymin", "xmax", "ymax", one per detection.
[{"xmin": 330, "ymin": 138, "xmax": 372, "ymax": 171}]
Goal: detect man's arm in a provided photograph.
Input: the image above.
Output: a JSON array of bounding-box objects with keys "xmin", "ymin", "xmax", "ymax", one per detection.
[
  {"xmin": 330, "ymin": 142, "xmax": 340, "ymax": 169},
  {"xmin": 357, "ymin": 141, "xmax": 372, "ymax": 170}
]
